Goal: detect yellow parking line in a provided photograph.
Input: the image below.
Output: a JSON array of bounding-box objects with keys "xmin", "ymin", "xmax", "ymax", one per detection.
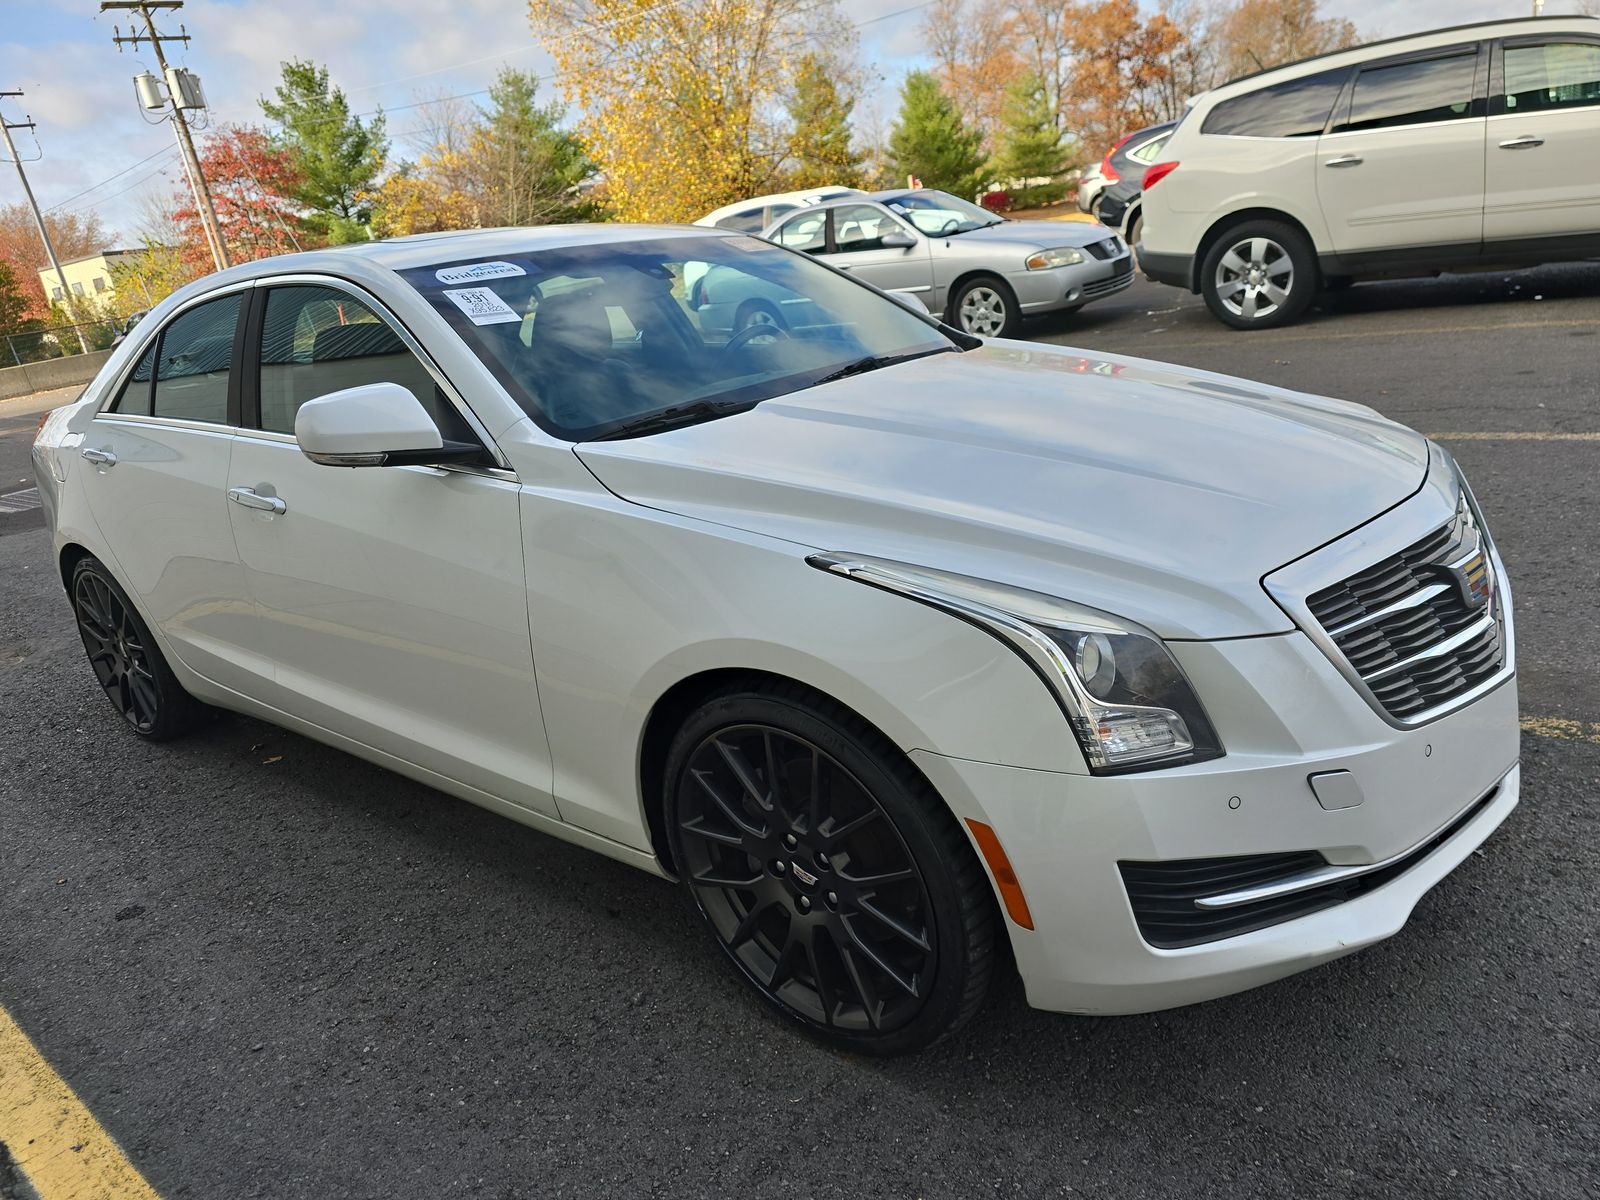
[
  {"xmin": 1429, "ymin": 431, "xmax": 1600, "ymax": 440},
  {"xmin": 0, "ymin": 1005, "xmax": 160, "ymax": 1200},
  {"xmin": 1521, "ymin": 715, "xmax": 1600, "ymax": 745}
]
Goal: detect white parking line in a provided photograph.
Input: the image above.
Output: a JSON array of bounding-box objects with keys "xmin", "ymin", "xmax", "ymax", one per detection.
[{"xmin": 0, "ymin": 487, "xmax": 42, "ymax": 513}]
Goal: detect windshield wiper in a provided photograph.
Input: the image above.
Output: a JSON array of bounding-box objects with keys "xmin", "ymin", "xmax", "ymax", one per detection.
[
  {"xmin": 812, "ymin": 346, "xmax": 956, "ymax": 386},
  {"xmin": 590, "ymin": 400, "xmax": 740, "ymax": 440}
]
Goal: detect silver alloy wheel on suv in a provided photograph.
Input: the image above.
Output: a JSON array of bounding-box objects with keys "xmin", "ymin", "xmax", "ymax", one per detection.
[
  {"xmin": 1198, "ymin": 219, "xmax": 1318, "ymax": 331},
  {"xmin": 1213, "ymin": 236, "xmax": 1294, "ymax": 321}
]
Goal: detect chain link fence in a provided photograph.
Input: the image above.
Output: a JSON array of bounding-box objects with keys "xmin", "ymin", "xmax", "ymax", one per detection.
[{"xmin": 3, "ymin": 318, "xmax": 124, "ymax": 367}]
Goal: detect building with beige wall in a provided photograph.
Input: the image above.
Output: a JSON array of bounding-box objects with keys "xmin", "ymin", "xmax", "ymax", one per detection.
[{"xmin": 37, "ymin": 249, "xmax": 140, "ymax": 308}]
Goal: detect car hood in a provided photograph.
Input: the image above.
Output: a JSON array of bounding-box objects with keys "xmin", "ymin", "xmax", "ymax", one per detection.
[
  {"xmin": 945, "ymin": 220, "xmax": 1116, "ymax": 250},
  {"xmin": 574, "ymin": 343, "xmax": 1430, "ymax": 639}
]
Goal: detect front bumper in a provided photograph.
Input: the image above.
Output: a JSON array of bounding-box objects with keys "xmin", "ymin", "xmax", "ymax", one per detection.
[
  {"xmin": 1010, "ymin": 250, "xmax": 1135, "ymax": 314},
  {"xmin": 911, "ymin": 630, "xmax": 1520, "ymax": 1016}
]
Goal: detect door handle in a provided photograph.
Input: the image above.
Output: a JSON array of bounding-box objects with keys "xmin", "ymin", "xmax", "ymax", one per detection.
[
  {"xmin": 1498, "ymin": 136, "xmax": 1544, "ymax": 150},
  {"xmin": 1324, "ymin": 155, "xmax": 1364, "ymax": 168},
  {"xmin": 80, "ymin": 447, "xmax": 117, "ymax": 467},
  {"xmin": 228, "ymin": 486, "xmax": 287, "ymax": 515}
]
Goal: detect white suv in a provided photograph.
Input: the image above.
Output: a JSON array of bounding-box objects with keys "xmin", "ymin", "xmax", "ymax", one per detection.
[{"xmin": 1140, "ymin": 16, "xmax": 1600, "ymax": 328}]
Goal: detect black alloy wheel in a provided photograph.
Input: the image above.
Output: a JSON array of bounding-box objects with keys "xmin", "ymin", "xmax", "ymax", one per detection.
[
  {"xmin": 71, "ymin": 557, "xmax": 207, "ymax": 740},
  {"xmin": 665, "ymin": 685, "xmax": 997, "ymax": 1055}
]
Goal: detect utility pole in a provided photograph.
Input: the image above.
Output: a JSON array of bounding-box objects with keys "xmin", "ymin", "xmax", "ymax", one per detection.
[
  {"xmin": 102, "ymin": 0, "xmax": 229, "ymax": 271},
  {"xmin": 0, "ymin": 93, "xmax": 90, "ymax": 354}
]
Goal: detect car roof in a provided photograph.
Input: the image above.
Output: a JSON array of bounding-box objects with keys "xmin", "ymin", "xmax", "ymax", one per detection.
[
  {"xmin": 1204, "ymin": 14, "xmax": 1600, "ymax": 102},
  {"xmin": 194, "ymin": 223, "xmax": 737, "ymax": 282},
  {"xmin": 698, "ymin": 187, "xmax": 863, "ymax": 223}
]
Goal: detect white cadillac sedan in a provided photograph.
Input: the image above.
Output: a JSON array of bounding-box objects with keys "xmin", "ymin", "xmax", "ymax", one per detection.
[{"xmin": 33, "ymin": 226, "xmax": 1519, "ymax": 1055}]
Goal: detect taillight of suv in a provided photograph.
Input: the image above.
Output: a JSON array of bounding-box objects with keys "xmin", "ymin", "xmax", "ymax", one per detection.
[
  {"xmin": 1101, "ymin": 133, "xmax": 1136, "ymax": 185},
  {"xmin": 1143, "ymin": 161, "xmax": 1179, "ymax": 190}
]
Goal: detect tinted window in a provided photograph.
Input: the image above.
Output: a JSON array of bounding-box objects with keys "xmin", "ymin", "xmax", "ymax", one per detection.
[
  {"xmin": 400, "ymin": 236, "xmax": 953, "ymax": 440},
  {"xmin": 1341, "ymin": 53, "xmax": 1479, "ymax": 132},
  {"xmin": 1202, "ymin": 69, "xmax": 1348, "ymax": 137},
  {"xmin": 1504, "ymin": 42, "xmax": 1600, "ymax": 113},
  {"xmin": 151, "ymin": 294, "xmax": 241, "ymax": 423},
  {"xmin": 1127, "ymin": 134, "xmax": 1169, "ymax": 163},
  {"xmin": 831, "ymin": 204, "xmax": 913, "ymax": 253},
  {"xmin": 258, "ymin": 285, "xmax": 472, "ymax": 440},
  {"xmin": 714, "ymin": 210, "xmax": 768, "ymax": 234},
  {"xmin": 110, "ymin": 341, "xmax": 158, "ymax": 415}
]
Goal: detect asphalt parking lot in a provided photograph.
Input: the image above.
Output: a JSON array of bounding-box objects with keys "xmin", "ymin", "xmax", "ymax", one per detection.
[{"xmin": 2, "ymin": 266, "xmax": 1598, "ymax": 1199}]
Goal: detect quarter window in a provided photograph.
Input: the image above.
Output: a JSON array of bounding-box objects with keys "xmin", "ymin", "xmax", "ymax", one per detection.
[
  {"xmin": 1202, "ymin": 69, "xmax": 1349, "ymax": 137},
  {"xmin": 714, "ymin": 210, "xmax": 768, "ymax": 234},
  {"xmin": 1341, "ymin": 52, "xmax": 1480, "ymax": 132},
  {"xmin": 110, "ymin": 341, "xmax": 159, "ymax": 415},
  {"xmin": 1504, "ymin": 42, "xmax": 1600, "ymax": 113},
  {"xmin": 150, "ymin": 293, "xmax": 241, "ymax": 423},
  {"xmin": 831, "ymin": 204, "xmax": 913, "ymax": 253},
  {"xmin": 257, "ymin": 285, "xmax": 473, "ymax": 441}
]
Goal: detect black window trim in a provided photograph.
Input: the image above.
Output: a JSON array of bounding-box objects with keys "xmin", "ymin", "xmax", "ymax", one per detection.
[
  {"xmin": 1489, "ymin": 33, "xmax": 1600, "ymax": 117},
  {"xmin": 1328, "ymin": 40, "xmax": 1491, "ymax": 136},
  {"xmin": 235, "ymin": 272, "xmax": 513, "ymax": 474},
  {"xmin": 96, "ymin": 278, "xmax": 254, "ymax": 427}
]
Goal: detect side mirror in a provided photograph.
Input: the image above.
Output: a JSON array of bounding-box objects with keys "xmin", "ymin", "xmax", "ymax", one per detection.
[
  {"xmin": 886, "ymin": 290, "xmax": 931, "ymax": 315},
  {"xmin": 880, "ymin": 231, "xmax": 916, "ymax": 250},
  {"xmin": 294, "ymin": 382, "xmax": 486, "ymax": 468}
]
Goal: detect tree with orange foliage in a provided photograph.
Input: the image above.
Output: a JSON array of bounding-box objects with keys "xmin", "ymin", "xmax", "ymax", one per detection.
[
  {"xmin": 1214, "ymin": 0, "xmax": 1358, "ymax": 80},
  {"xmin": 924, "ymin": 0, "xmax": 1025, "ymax": 143},
  {"xmin": 174, "ymin": 126, "xmax": 309, "ymax": 269},
  {"xmin": 0, "ymin": 204, "xmax": 109, "ymax": 323},
  {"xmin": 1061, "ymin": 0, "xmax": 1186, "ymax": 150}
]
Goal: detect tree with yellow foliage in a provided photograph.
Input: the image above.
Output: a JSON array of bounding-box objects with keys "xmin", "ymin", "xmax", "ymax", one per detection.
[{"xmin": 526, "ymin": 0, "xmax": 849, "ymax": 223}]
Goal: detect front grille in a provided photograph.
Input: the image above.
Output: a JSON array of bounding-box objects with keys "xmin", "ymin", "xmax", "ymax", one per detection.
[
  {"xmin": 1083, "ymin": 237, "xmax": 1122, "ymax": 260},
  {"xmin": 1120, "ymin": 783, "xmax": 1501, "ymax": 948},
  {"xmin": 1083, "ymin": 261, "xmax": 1134, "ymax": 298},
  {"xmin": 1304, "ymin": 500, "xmax": 1505, "ymax": 720}
]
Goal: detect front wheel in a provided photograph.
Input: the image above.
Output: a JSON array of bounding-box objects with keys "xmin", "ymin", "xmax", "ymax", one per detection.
[
  {"xmin": 949, "ymin": 276, "xmax": 1020, "ymax": 338},
  {"xmin": 664, "ymin": 683, "xmax": 998, "ymax": 1055},
  {"xmin": 1200, "ymin": 220, "xmax": 1318, "ymax": 330}
]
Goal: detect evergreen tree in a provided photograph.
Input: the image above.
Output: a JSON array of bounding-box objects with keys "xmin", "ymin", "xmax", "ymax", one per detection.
[
  {"xmin": 261, "ymin": 60, "xmax": 388, "ymax": 242},
  {"xmin": 888, "ymin": 71, "xmax": 986, "ymax": 198},
  {"xmin": 989, "ymin": 73, "xmax": 1067, "ymax": 186},
  {"xmin": 471, "ymin": 69, "xmax": 598, "ymax": 225},
  {"xmin": 785, "ymin": 55, "xmax": 864, "ymax": 189}
]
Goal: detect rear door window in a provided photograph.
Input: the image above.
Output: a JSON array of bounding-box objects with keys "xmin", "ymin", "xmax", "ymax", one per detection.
[
  {"xmin": 1339, "ymin": 51, "xmax": 1481, "ymax": 132},
  {"xmin": 150, "ymin": 293, "xmax": 242, "ymax": 423},
  {"xmin": 1503, "ymin": 42, "xmax": 1600, "ymax": 113},
  {"xmin": 1202, "ymin": 69, "xmax": 1349, "ymax": 137}
]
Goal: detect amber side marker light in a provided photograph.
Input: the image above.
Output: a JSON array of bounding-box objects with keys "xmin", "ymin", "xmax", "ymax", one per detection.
[{"xmin": 965, "ymin": 819, "xmax": 1035, "ymax": 930}]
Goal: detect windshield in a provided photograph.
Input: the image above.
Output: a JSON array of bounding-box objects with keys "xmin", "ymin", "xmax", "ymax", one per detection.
[
  {"xmin": 401, "ymin": 235, "xmax": 954, "ymax": 440},
  {"xmin": 881, "ymin": 190, "xmax": 1003, "ymax": 236}
]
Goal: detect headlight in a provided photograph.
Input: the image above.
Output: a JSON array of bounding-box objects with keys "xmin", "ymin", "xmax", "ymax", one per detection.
[
  {"xmin": 808, "ymin": 554, "xmax": 1224, "ymax": 773},
  {"xmin": 1024, "ymin": 247, "xmax": 1086, "ymax": 270}
]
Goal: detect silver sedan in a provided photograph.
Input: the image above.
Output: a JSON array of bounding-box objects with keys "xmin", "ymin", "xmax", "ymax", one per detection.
[{"xmin": 761, "ymin": 189, "xmax": 1133, "ymax": 337}]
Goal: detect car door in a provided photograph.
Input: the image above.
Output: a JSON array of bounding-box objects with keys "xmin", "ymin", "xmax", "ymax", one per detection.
[
  {"xmin": 75, "ymin": 286, "xmax": 265, "ymax": 692},
  {"xmin": 224, "ymin": 278, "xmax": 557, "ymax": 818},
  {"xmin": 818, "ymin": 203, "xmax": 935, "ymax": 299},
  {"xmin": 1484, "ymin": 36, "xmax": 1600, "ymax": 244},
  {"xmin": 1316, "ymin": 43, "xmax": 1488, "ymax": 258}
]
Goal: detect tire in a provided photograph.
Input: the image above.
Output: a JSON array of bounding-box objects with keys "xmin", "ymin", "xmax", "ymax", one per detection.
[
  {"xmin": 70, "ymin": 556, "xmax": 209, "ymax": 741},
  {"xmin": 1125, "ymin": 211, "xmax": 1143, "ymax": 252},
  {"xmin": 949, "ymin": 275, "xmax": 1020, "ymax": 338},
  {"xmin": 733, "ymin": 300, "xmax": 784, "ymax": 335},
  {"xmin": 663, "ymin": 681, "xmax": 998, "ymax": 1056},
  {"xmin": 1199, "ymin": 219, "xmax": 1318, "ymax": 330}
]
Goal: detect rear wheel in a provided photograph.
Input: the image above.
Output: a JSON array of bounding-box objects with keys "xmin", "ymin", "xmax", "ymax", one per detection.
[
  {"xmin": 949, "ymin": 276, "xmax": 1020, "ymax": 338},
  {"xmin": 664, "ymin": 683, "xmax": 997, "ymax": 1055},
  {"xmin": 1200, "ymin": 220, "xmax": 1318, "ymax": 330},
  {"xmin": 71, "ymin": 557, "xmax": 208, "ymax": 740}
]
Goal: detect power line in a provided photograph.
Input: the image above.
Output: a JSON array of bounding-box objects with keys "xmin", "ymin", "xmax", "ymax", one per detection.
[{"xmin": 42, "ymin": 142, "xmax": 176, "ymax": 213}]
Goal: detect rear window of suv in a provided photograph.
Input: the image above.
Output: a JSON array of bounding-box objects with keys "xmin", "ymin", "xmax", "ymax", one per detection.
[{"xmin": 1201, "ymin": 68, "xmax": 1348, "ymax": 138}]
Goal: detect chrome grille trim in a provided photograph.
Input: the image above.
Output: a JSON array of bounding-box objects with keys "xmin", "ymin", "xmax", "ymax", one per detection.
[{"xmin": 1263, "ymin": 448, "xmax": 1515, "ymax": 729}]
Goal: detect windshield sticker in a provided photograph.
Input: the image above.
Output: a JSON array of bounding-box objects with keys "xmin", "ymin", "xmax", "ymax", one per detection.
[
  {"xmin": 435, "ymin": 260, "xmax": 526, "ymax": 284},
  {"xmin": 442, "ymin": 287, "xmax": 523, "ymax": 326}
]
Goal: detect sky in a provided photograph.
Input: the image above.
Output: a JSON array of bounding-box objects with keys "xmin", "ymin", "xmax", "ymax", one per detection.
[{"xmin": 0, "ymin": 0, "xmax": 1579, "ymax": 246}]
